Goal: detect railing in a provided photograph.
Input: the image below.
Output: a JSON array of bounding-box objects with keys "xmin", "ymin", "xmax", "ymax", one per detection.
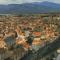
[{"xmin": 20, "ymin": 36, "xmax": 60, "ymax": 60}]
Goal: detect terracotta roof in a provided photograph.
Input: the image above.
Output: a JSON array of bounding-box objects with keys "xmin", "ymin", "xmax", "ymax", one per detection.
[{"xmin": 33, "ymin": 32, "xmax": 41, "ymax": 37}]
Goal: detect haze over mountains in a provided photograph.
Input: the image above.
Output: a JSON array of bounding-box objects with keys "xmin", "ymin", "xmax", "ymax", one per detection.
[{"xmin": 0, "ymin": 1, "xmax": 60, "ymax": 14}]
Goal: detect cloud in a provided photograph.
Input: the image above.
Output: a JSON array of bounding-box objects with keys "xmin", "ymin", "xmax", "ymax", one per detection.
[
  {"xmin": 0, "ymin": 0, "xmax": 46, "ymax": 4},
  {"xmin": 10, "ymin": 0, "xmax": 42, "ymax": 4},
  {"xmin": 0, "ymin": 0, "xmax": 60, "ymax": 4},
  {"xmin": 52, "ymin": 0, "xmax": 60, "ymax": 3}
]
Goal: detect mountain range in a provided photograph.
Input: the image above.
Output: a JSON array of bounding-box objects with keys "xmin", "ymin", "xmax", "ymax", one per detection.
[{"xmin": 0, "ymin": 1, "xmax": 60, "ymax": 14}]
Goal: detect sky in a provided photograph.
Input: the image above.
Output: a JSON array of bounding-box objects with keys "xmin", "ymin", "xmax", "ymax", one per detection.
[{"xmin": 0, "ymin": 0, "xmax": 60, "ymax": 4}]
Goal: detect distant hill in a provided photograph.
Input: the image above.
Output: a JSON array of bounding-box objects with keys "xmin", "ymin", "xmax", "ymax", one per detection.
[{"xmin": 0, "ymin": 1, "xmax": 60, "ymax": 14}]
